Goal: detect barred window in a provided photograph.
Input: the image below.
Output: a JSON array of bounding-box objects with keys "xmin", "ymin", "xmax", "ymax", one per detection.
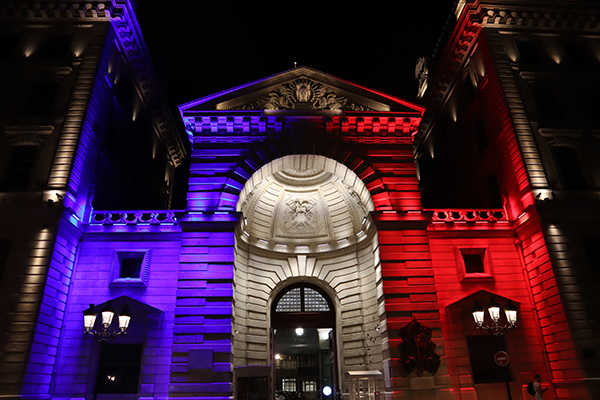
[
  {"xmin": 275, "ymin": 285, "xmax": 330, "ymax": 313},
  {"xmin": 282, "ymin": 378, "xmax": 296, "ymax": 392},
  {"xmin": 276, "ymin": 288, "xmax": 301, "ymax": 312},
  {"xmin": 302, "ymin": 380, "xmax": 317, "ymax": 392},
  {"xmin": 304, "ymin": 287, "xmax": 329, "ymax": 312}
]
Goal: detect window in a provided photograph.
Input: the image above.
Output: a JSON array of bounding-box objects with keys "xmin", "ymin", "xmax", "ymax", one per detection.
[
  {"xmin": 580, "ymin": 89, "xmax": 600, "ymax": 123},
  {"xmin": 95, "ymin": 343, "xmax": 143, "ymax": 394},
  {"xmin": 515, "ymin": 40, "xmax": 543, "ymax": 64},
  {"xmin": 532, "ymin": 87, "xmax": 564, "ymax": 121},
  {"xmin": 1, "ymin": 145, "xmax": 38, "ymax": 191},
  {"xmin": 551, "ymin": 146, "xmax": 587, "ymax": 190},
  {"xmin": 564, "ymin": 42, "xmax": 597, "ymax": 67},
  {"xmin": 119, "ymin": 252, "xmax": 143, "ymax": 278},
  {"xmin": 110, "ymin": 250, "xmax": 150, "ymax": 287},
  {"xmin": 0, "ymin": 33, "xmax": 21, "ymax": 59},
  {"xmin": 462, "ymin": 252, "xmax": 485, "ymax": 274},
  {"xmin": 275, "ymin": 286, "xmax": 330, "ymax": 313},
  {"xmin": 487, "ymin": 174, "xmax": 503, "ymax": 208},
  {"xmin": 456, "ymin": 247, "xmax": 494, "ymax": 281},
  {"xmin": 40, "ymin": 34, "xmax": 72, "ymax": 59},
  {"xmin": 473, "ymin": 119, "xmax": 488, "ymax": 155},
  {"xmin": 582, "ymin": 235, "xmax": 600, "ymax": 273},
  {"xmin": 282, "ymin": 378, "xmax": 296, "ymax": 392},
  {"xmin": 23, "ymin": 82, "xmax": 57, "ymax": 118},
  {"xmin": 302, "ymin": 380, "xmax": 317, "ymax": 392},
  {"xmin": 0, "ymin": 239, "xmax": 10, "ymax": 279},
  {"xmin": 467, "ymin": 336, "xmax": 512, "ymax": 384}
]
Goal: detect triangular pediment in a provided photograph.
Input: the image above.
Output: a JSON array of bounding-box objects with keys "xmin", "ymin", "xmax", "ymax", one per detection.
[{"xmin": 180, "ymin": 66, "xmax": 424, "ymax": 114}]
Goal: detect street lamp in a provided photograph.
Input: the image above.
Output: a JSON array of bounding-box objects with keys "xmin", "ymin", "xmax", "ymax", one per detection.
[
  {"xmin": 472, "ymin": 297, "xmax": 518, "ymax": 400},
  {"xmin": 471, "ymin": 297, "xmax": 517, "ymax": 336},
  {"xmin": 83, "ymin": 302, "xmax": 131, "ymax": 342}
]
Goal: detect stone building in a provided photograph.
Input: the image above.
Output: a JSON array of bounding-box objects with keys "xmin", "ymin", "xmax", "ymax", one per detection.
[{"xmin": 1, "ymin": 1, "xmax": 599, "ymax": 400}]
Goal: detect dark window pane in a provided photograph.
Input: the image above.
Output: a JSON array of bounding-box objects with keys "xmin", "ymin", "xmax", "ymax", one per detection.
[
  {"xmin": 474, "ymin": 119, "xmax": 488, "ymax": 154},
  {"xmin": 564, "ymin": 43, "xmax": 597, "ymax": 67},
  {"xmin": 551, "ymin": 146, "xmax": 587, "ymax": 190},
  {"xmin": 118, "ymin": 252, "xmax": 144, "ymax": 278},
  {"xmin": 0, "ymin": 239, "xmax": 10, "ymax": 279},
  {"xmin": 1, "ymin": 145, "xmax": 38, "ymax": 191},
  {"xmin": 582, "ymin": 235, "xmax": 600, "ymax": 273},
  {"xmin": 41, "ymin": 35, "xmax": 72, "ymax": 59},
  {"xmin": 0, "ymin": 33, "xmax": 21, "ymax": 59},
  {"xmin": 516, "ymin": 41, "xmax": 541, "ymax": 64},
  {"xmin": 532, "ymin": 87, "xmax": 564, "ymax": 121},
  {"xmin": 23, "ymin": 82, "xmax": 57, "ymax": 117},
  {"xmin": 96, "ymin": 343, "xmax": 142, "ymax": 394},
  {"xmin": 581, "ymin": 89, "xmax": 600, "ymax": 122},
  {"xmin": 462, "ymin": 251, "xmax": 485, "ymax": 274},
  {"xmin": 467, "ymin": 336, "xmax": 512, "ymax": 384},
  {"xmin": 487, "ymin": 175, "xmax": 503, "ymax": 208}
]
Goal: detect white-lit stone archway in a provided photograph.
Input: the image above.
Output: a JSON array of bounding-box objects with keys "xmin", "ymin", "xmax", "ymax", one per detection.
[{"xmin": 233, "ymin": 155, "xmax": 387, "ymax": 389}]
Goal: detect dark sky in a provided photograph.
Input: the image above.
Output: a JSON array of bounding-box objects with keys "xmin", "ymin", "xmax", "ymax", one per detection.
[{"xmin": 135, "ymin": 1, "xmax": 455, "ymax": 110}]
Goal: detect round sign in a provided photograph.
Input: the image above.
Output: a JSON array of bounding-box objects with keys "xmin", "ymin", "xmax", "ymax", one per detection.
[{"xmin": 494, "ymin": 351, "xmax": 510, "ymax": 367}]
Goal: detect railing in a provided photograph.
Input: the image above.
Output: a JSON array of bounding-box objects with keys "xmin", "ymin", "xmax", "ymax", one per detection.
[
  {"xmin": 428, "ymin": 209, "xmax": 507, "ymax": 223},
  {"xmin": 90, "ymin": 210, "xmax": 179, "ymax": 225}
]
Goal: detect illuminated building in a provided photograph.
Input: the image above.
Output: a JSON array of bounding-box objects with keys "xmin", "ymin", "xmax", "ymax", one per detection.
[
  {"xmin": 415, "ymin": 0, "xmax": 600, "ymax": 398},
  {"xmin": 0, "ymin": 0, "xmax": 599, "ymax": 400},
  {"xmin": 0, "ymin": 1, "xmax": 186, "ymax": 398}
]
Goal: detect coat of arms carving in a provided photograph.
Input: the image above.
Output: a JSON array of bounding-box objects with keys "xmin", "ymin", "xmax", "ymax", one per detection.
[
  {"xmin": 233, "ymin": 78, "xmax": 376, "ymax": 111},
  {"xmin": 274, "ymin": 193, "xmax": 328, "ymax": 238}
]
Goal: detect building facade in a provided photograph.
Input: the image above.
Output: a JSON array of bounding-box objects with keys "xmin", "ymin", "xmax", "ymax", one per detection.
[
  {"xmin": 0, "ymin": 1, "xmax": 186, "ymax": 398},
  {"xmin": 1, "ymin": 1, "xmax": 599, "ymax": 400},
  {"xmin": 416, "ymin": 0, "xmax": 600, "ymax": 398}
]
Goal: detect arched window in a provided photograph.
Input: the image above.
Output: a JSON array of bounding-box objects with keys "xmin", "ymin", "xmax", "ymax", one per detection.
[{"xmin": 271, "ymin": 284, "xmax": 334, "ymax": 329}]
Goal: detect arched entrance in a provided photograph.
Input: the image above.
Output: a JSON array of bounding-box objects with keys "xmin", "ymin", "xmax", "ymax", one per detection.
[
  {"xmin": 272, "ymin": 284, "xmax": 336, "ymax": 400},
  {"xmin": 233, "ymin": 154, "xmax": 387, "ymax": 397}
]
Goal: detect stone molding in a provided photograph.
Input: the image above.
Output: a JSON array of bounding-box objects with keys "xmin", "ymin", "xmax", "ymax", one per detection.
[
  {"xmin": 481, "ymin": 7, "xmax": 600, "ymax": 30},
  {"xmin": 186, "ymin": 115, "xmax": 420, "ymax": 142}
]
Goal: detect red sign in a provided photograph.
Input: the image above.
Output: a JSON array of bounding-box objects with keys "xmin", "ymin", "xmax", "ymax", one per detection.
[{"xmin": 494, "ymin": 351, "xmax": 510, "ymax": 367}]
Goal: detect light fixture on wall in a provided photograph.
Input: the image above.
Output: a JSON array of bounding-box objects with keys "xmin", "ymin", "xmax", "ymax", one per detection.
[
  {"xmin": 83, "ymin": 301, "xmax": 131, "ymax": 342},
  {"xmin": 472, "ymin": 297, "xmax": 517, "ymax": 336}
]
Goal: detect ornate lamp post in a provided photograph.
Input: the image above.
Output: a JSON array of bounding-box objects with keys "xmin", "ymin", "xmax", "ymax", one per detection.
[
  {"xmin": 472, "ymin": 297, "xmax": 518, "ymax": 400},
  {"xmin": 472, "ymin": 298, "xmax": 517, "ymax": 336},
  {"xmin": 83, "ymin": 301, "xmax": 131, "ymax": 342}
]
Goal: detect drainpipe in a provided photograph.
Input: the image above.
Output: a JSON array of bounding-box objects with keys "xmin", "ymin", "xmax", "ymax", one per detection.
[{"xmin": 515, "ymin": 238, "xmax": 556, "ymax": 395}]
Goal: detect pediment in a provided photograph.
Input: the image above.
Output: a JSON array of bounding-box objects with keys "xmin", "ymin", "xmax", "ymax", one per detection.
[{"xmin": 180, "ymin": 66, "xmax": 424, "ymax": 114}]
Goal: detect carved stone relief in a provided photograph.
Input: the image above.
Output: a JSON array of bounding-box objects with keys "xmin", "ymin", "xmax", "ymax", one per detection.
[
  {"xmin": 233, "ymin": 78, "xmax": 377, "ymax": 111},
  {"xmin": 274, "ymin": 191, "xmax": 329, "ymax": 238},
  {"xmin": 343, "ymin": 181, "xmax": 368, "ymax": 216}
]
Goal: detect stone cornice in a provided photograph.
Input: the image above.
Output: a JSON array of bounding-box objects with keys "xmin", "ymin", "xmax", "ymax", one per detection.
[
  {"xmin": 0, "ymin": 2, "xmax": 117, "ymax": 20},
  {"xmin": 480, "ymin": 5, "xmax": 600, "ymax": 30}
]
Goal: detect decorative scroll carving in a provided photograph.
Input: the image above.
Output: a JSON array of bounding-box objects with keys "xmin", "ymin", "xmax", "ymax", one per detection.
[
  {"xmin": 90, "ymin": 211, "xmax": 178, "ymax": 225},
  {"xmin": 233, "ymin": 78, "xmax": 377, "ymax": 111},
  {"xmin": 399, "ymin": 318, "xmax": 441, "ymax": 377},
  {"xmin": 343, "ymin": 182, "xmax": 367, "ymax": 216},
  {"xmin": 429, "ymin": 209, "xmax": 506, "ymax": 223}
]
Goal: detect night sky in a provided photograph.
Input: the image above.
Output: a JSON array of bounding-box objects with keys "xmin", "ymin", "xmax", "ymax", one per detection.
[{"xmin": 135, "ymin": 1, "xmax": 455, "ymax": 111}]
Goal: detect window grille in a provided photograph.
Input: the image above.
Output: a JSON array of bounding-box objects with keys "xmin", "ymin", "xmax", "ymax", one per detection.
[
  {"xmin": 302, "ymin": 380, "xmax": 317, "ymax": 392},
  {"xmin": 282, "ymin": 378, "xmax": 296, "ymax": 392},
  {"xmin": 275, "ymin": 286, "xmax": 330, "ymax": 312}
]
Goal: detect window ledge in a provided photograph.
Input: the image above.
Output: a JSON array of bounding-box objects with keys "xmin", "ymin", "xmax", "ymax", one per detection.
[
  {"xmin": 109, "ymin": 278, "xmax": 147, "ymax": 288},
  {"xmin": 460, "ymin": 273, "xmax": 495, "ymax": 282}
]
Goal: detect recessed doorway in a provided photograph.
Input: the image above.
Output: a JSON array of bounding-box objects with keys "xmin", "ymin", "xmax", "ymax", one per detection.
[{"xmin": 272, "ymin": 284, "xmax": 336, "ymax": 400}]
